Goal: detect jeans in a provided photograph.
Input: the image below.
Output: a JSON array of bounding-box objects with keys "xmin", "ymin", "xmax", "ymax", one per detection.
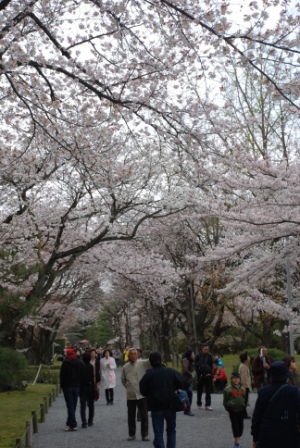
[
  {"xmin": 63, "ymin": 387, "xmax": 79, "ymax": 428},
  {"xmin": 151, "ymin": 409, "xmax": 176, "ymax": 448},
  {"xmin": 185, "ymin": 384, "xmax": 193, "ymax": 412}
]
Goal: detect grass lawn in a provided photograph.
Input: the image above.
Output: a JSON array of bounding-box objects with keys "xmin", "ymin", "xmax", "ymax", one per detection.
[{"xmin": 0, "ymin": 384, "xmax": 58, "ymax": 448}]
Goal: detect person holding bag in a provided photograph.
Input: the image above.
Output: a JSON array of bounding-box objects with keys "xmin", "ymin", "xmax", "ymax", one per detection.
[
  {"xmin": 140, "ymin": 351, "xmax": 184, "ymax": 448},
  {"xmin": 251, "ymin": 361, "xmax": 300, "ymax": 448}
]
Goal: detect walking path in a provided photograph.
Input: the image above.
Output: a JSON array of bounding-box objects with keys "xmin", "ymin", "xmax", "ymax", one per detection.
[{"xmin": 31, "ymin": 368, "xmax": 257, "ymax": 448}]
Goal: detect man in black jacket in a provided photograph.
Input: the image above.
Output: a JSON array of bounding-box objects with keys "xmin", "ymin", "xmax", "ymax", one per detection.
[
  {"xmin": 60, "ymin": 348, "xmax": 84, "ymax": 431},
  {"xmin": 140, "ymin": 352, "xmax": 184, "ymax": 448},
  {"xmin": 195, "ymin": 344, "xmax": 213, "ymax": 411}
]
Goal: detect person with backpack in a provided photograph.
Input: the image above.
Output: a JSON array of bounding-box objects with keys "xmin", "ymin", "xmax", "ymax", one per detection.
[{"xmin": 251, "ymin": 360, "xmax": 300, "ymax": 448}]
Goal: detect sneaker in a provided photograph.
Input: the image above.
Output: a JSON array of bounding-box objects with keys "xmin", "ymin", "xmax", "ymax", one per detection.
[
  {"xmin": 142, "ymin": 436, "xmax": 150, "ymax": 441},
  {"xmin": 65, "ymin": 427, "xmax": 77, "ymax": 431},
  {"xmin": 88, "ymin": 422, "xmax": 93, "ymax": 427},
  {"xmin": 184, "ymin": 411, "xmax": 195, "ymax": 416},
  {"xmin": 197, "ymin": 405, "xmax": 204, "ymax": 410},
  {"xmin": 205, "ymin": 406, "xmax": 213, "ymax": 411},
  {"xmin": 127, "ymin": 436, "xmax": 136, "ymax": 441},
  {"xmin": 81, "ymin": 423, "xmax": 87, "ymax": 428}
]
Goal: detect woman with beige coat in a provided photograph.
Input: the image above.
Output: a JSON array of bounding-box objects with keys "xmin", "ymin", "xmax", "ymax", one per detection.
[{"xmin": 239, "ymin": 351, "xmax": 252, "ymax": 419}]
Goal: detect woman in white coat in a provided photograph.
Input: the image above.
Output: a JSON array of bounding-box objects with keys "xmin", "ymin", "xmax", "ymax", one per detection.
[{"xmin": 100, "ymin": 349, "xmax": 117, "ymax": 404}]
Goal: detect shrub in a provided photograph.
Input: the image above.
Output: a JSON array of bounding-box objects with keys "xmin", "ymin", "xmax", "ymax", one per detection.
[{"xmin": 0, "ymin": 348, "xmax": 28, "ymax": 390}]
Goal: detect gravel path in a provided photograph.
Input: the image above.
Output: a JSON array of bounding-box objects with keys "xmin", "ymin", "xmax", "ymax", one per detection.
[{"xmin": 31, "ymin": 368, "xmax": 256, "ymax": 448}]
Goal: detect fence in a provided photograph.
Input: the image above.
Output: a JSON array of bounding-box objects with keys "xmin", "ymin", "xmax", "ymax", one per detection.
[{"xmin": 15, "ymin": 382, "xmax": 61, "ymax": 448}]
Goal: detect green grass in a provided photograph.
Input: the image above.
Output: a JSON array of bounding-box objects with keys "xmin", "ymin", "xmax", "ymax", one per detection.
[{"xmin": 0, "ymin": 384, "xmax": 58, "ymax": 448}]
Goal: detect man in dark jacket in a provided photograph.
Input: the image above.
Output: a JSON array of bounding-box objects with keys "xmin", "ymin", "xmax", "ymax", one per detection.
[
  {"xmin": 60, "ymin": 348, "xmax": 84, "ymax": 431},
  {"xmin": 140, "ymin": 351, "xmax": 184, "ymax": 448},
  {"xmin": 80, "ymin": 351, "xmax": 95, "ymax": 428},
  {"xmin": 251, "ymin": 360, "xmax": 300, "ymax": 448},
  {"xmin": 195, "ymin": 344, "xmax": 213, "ymax": 411}
]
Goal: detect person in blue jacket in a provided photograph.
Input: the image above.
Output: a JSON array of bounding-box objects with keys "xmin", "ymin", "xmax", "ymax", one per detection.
[
  {"xmin": 140, "ymin": 351, "xmax": 184, "ymax": 448},
  {"xmin": 251, "ymin": 360, "xmax": 300, "ymax": 448}
]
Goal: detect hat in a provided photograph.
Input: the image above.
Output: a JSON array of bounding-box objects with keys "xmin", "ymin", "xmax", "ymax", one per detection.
[
  {"xmin": 66, "ymin": 348, "xmax": 75, "ymax": 359},
  {"xmin": 270, "ymin": 361, "xmax": 291, "ymax": 383},
  {"xmin": 231, "ymin": 372, "xmax": 241, "ymax": 379}
]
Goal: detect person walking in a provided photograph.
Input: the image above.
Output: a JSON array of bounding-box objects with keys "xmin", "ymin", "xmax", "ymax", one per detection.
[
  {"xmin": 100, "ymin": 348, "xmax": 117, "ymax": 405},
  {"xmin": 181, "ymin": 348, "xmax": 195, "ymax": 416},
  {"xmin": 239, "ymin": 351, "xmax": 252, "ymax": 419},
  {"xmin": 140, "ymin": 351, "xmax": 184, "ymax": 448},
  {"xmin": 251, "ymin": 360, "xmax": 300, "ymax": 448},
  {"xmin": 121, "ymin": 347, "xmax": 151, "ymax": 441},
  {"xmin": 195, "ymin": 344, "xmax": 213, "ymax": 411},
  {"xmin": 223, "ymin": 372, "xmax": 246, "ymax": 448},
  {"xmin": 80, "ymin": 351, "xmax": 95, "ymax": 428},
  {"xmin": 60, "ymin": 348, "xmax": 84, "ymax": 431}
]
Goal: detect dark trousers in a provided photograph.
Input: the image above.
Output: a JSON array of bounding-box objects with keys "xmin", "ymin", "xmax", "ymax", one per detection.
[
  {"xmin": 127, "ymin": 398, "xmax": 148, "ymax": 437},
  {"xmin": 197, "ymin": 375, "xmax": 212, "ymax": 407},
  {"xmin": 228, "ymin": 410, "xmax": 244, "ymax": 438},
  {"xmin": 105, "ymin": 388, "xmax": 114, "ymax": 403},
  {"xmin": 63, "ymin": 387, "xmax": 79, "ymax": 429},
  {"xmin": 80, "ymin": 388, "xmax": 94, "ymax": 425}
]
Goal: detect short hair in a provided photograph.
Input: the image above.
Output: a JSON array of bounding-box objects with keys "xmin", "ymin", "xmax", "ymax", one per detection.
[
  {"xmin": 128, "ymin": 348, "xmax": 137, "ymax": 355},
  {"xmin": 103, "ymin": 349, "xmax": 113, "ymax": 357},
  {"xmin": 239, "ymin": 352, "xmax": 248, "ymax": 363},
  {"xmin": 149, "ymin": 351, "xmax": 162, "ymax": 367},
  {"xmin": 82, "ymin": 351, "xmax": 91, "ymax": 363}
]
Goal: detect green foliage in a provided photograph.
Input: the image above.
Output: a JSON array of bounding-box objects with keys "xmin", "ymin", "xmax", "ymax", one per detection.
[
  {"xmin": 0, "ymin": 383, "xmax": 57, "ymax": 447},
  {"xmin": 83, "ymin": 312, "xmax": 114, "ymax": 347},
  {"xmin": 247, "ymin": 347, "xmax": 286, "ymax": 363},
  {"xmin": 0, "ymin": 348, "xmax": 28, "ymax": 390},
  {"xmin": 54, "ymin": 338, "xmax": 66, "ymax": 354},
  {"xmin": 19, "ymin": 365, "xmax": 60, "ymax": 385},
  {"xmin": 0, "ymin": 250, "xmax": 41, "ymax": 345}
]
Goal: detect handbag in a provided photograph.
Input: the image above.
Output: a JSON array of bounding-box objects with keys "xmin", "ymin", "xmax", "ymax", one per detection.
[
  {"xmin": 94, "ymin": 388, "xmax": 99, "ymax": 401},
  {"xmin": 172, "ymin": 389, "xmax": 189, "ymax": 412}
]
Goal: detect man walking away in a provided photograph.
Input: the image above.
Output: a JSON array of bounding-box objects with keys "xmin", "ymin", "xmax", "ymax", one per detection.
[
  {"xmin": 60, "ymin": 348, "xmax": 84, "ymax": 431},
  {"xmin": 140, "ymin": 351, "xmax": 184, "ymax": 448}
]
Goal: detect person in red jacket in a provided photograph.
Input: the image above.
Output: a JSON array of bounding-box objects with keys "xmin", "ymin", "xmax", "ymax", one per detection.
[{"xmin": 212, "ymin": 359, "xmax": 228, "ymax": 392}]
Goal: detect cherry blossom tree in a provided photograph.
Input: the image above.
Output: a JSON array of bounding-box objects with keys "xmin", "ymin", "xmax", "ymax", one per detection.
[{"xmin": 1, "ymin": 0, "xmax": 300, "ymax": 354}]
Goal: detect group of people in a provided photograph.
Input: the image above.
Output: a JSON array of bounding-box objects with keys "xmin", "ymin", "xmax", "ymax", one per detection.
[
  {"xmin": 60, "ymin": 343, "xmax": 300, "ymax": 448},
  {"xmin": 224, "ymin": 346, "xmax": 300, "ymax": 448},
  {"xmin": 60, "ymin": 346, "xmax": 117, "ymax": 431}
]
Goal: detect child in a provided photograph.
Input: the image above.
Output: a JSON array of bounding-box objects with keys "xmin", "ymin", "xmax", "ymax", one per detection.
[{"xmin": 223, "ymin": 372, "xmax": 246, "ymax": 448}]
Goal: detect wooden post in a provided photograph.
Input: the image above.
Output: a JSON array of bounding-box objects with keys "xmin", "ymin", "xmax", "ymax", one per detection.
[
  {"xmin": 40, "ymin": 403, "xmax": 45, "ymax": 423},
  {"xmin": 26, "ymin": 420, "xmax": 31, "ymax": 447},
  {"xmin": 44, "ymin": 396, "xmax": 48, "ymax": 414},
  {"xmin": 52, "ymin": 388, "xmax": 56, "ymax": 402},
  {"xmin": 15, "ymin": 439, "xmax": 21, "ymax": 448},
  {"xmin": 31, "ymin": 411, "xmax": 38, "ymax": 433},
  {"xmin": 49, "ymin": 393, "xmax": 52, "ymax": 407}
]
